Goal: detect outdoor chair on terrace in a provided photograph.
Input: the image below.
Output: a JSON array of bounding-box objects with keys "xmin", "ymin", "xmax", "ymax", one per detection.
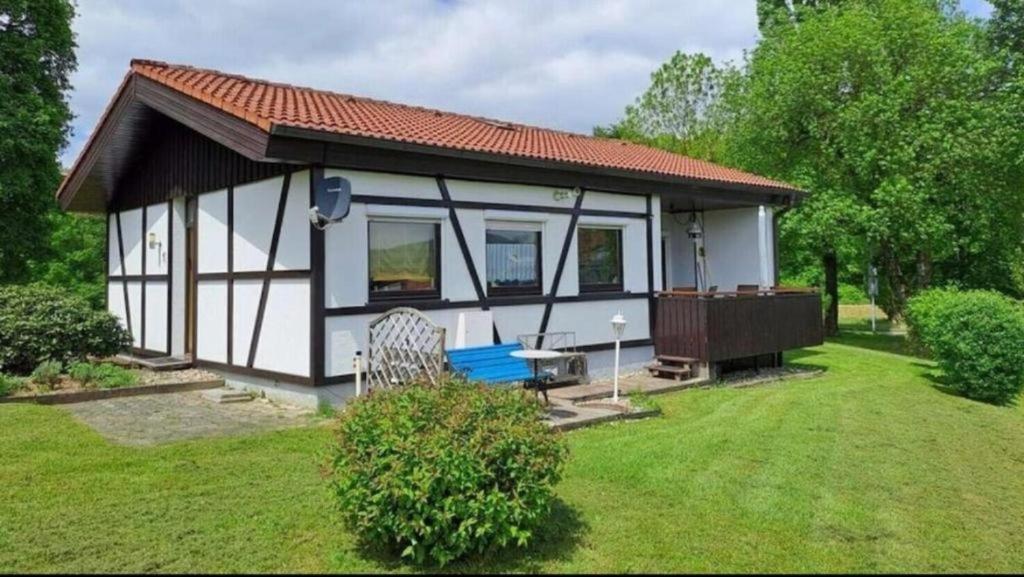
[{"xmin": 517, "ymin": 331, "xmax": 589, "ymax": 387}]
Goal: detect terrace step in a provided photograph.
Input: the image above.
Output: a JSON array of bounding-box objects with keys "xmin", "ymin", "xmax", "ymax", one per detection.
[
  {"xmin": 114, "ymin": 354, "xmax": 192, "ymax": 372},
  {"xmin": 646, "ymin": 363, "xmax": 692, "ymax": 381},
  {"xmin": 200, "ymin": 388, "xmax": 253, "ymax": 404},
  {"xmin": 656, "ymin": 355, "xmax": 699, "ymax": 365}
]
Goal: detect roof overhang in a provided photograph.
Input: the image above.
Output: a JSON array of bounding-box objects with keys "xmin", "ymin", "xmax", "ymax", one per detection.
[
  {"xmin": 57, "ymin": 74, "xmax": 270, "ymax": 212},
  {"xmin": 58, "ymin": 73, "xmax": 802, "ymax": 213}
]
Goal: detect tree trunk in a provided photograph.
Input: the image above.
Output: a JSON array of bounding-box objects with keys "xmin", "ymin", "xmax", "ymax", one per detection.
[{"xmin": 824, "ymin": 251, "xmax": 839, "ymax": 336}]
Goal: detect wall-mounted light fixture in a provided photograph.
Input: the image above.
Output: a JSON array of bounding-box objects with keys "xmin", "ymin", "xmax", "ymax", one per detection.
[{"xmin": 686, "ymin": 218, "xmax": 703, "ymax": 240}]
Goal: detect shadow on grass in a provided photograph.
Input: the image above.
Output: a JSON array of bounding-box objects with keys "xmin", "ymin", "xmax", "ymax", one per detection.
[
  {"xmin": 829, "ymin": 327, "xmax": 917, "ymax": 357},
  {"xmin": 784, "ymin": 349, "xmax": 829, "ymax": 372},
  {"xmin": 909, "ymin": 366, "xmax": 1019, "ymax": 408},
  {"xmin": 350, "ymin": 498, "xmax": 588, "ymax": 574}
]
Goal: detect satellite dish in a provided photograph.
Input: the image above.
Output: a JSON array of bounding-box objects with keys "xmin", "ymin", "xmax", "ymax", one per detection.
[{"xmin": 309, "ymin": 176, "xmax": 352, "ymax": 230}]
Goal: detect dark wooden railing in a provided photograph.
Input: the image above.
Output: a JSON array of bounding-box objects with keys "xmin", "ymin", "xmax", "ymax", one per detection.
[{"xmin": 653, "ymin": 288, "xmax": 824, "ymax": 363}]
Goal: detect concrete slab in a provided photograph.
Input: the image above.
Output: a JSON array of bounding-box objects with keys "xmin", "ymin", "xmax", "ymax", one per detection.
[
  {"xmin": 543, "ymin": 398, "xmax": 661, "ymax": 432},
  {"xmin": 549, "ymin": 372, "xmax": 708, "ymax": 403}
]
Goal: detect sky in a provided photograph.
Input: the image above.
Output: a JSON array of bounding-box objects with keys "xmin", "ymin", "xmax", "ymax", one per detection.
[{"xmin": 61, "ymin": 0, "xmax": 994, "ymax": 167}]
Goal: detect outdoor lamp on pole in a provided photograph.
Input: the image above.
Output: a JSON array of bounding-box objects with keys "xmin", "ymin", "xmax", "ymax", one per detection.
[{"xmin": 611, "ymin": 312, "xmax": 627, "ymax": 403}]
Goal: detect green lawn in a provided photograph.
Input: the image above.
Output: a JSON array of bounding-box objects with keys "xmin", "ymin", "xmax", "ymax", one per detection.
[{"xmin": 3, "ymin": 334, "xmax": 1024, "ymax": 573}]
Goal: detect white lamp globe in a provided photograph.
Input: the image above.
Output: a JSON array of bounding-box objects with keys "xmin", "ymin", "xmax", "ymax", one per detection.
[{"xmin": 611, "ymin": 312, "xmax": 627, "ymax": 339}]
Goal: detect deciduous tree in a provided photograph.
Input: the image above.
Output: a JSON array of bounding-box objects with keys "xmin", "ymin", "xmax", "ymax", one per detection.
[{"xmin": 0, "ymin": 0, "xmax": 77, "ymax": 283}]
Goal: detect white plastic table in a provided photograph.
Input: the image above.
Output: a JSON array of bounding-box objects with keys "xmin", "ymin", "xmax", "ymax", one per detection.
[{"xmin": 510, "ymin": 349, "xmax": 563, "ymax": 403}]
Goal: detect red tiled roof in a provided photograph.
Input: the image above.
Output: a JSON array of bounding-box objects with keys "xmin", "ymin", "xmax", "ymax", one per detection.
[{"xmin": 127, "ymin": 59, "xmax": 796, "ymax": 192}]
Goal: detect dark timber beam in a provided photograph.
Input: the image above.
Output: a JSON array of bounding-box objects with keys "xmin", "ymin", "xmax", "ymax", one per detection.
[
  {"xmin": 227, "ymin": 185, "xmax": 234, "ymax": 364},
  {"xmin": 537, "ymin": 190, "xmax": 586, "ymax": 348},
  {"xmin": 115, "ymin": 212, "xmax": 132, "ymax": 341},
  {"xmin": 436, "ymin": 176, "xmax": 488, "ymax": 308},
  {"xmin": 310, "ymin": 166, "xmax": 326, "ymax": 385},
  {"xmin": 166, "ymin": 199, "xmax": 174, "ymax": 356},
  {"xmin": 248, "ymin": 172, "xmax": 291, "ymax": 368},
  {"xmin": 141, "ymin": 206, "xmax": 147, "ymax": 350}
]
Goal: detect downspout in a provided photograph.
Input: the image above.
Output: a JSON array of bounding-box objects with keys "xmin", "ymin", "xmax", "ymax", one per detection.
[{"xmin": 758, "ymin": 206, "xmax": 770, "ymax": 289}]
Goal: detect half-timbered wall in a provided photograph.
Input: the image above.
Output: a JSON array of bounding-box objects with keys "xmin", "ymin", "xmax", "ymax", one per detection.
[
  {"xmin": 322, "ymin": 168, "xmax": 662, "ymax": 381},
  {"xmin": 194, "ymin": 171, "xmax": 312, "ymax": 380},
  {"xmin": 107, "ymin": 199, "xmax": 185, "ymax": 356}
]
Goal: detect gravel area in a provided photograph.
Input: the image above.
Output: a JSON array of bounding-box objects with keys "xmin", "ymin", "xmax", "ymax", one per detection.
[
  {"xmin": 137, "ymin": 367, "xmax": 220, "ymax": 385},
  {"xmin": 63, "ymin": 391, "xmax": 316, "ymax": 446}
]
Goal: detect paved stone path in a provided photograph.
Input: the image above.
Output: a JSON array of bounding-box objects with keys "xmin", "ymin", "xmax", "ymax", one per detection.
[{"xmin": 63, "ymin": 391, "xmax": 316, "ymax": 446}]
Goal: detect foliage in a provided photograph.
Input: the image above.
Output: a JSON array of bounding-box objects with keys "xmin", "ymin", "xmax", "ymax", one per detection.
[
  {"xmin": 595, "ymin": 52, "xmax": 740, "ymax": 162},
  {"xmin": 0, "ymin": 373, "xmax": 24, "ymax": 397},
  {"xmin": 837, "ymin": 283, "xmax": 869, "ymax": 305},
  {"xmin": 756, "ymin": 0, "xmax": 849, "ymax": 34},
  {"xmin": 315, "ymin": 398, "xmax": 336, "ymax": 419},
  {"xmin": 0, "ymin": 285, "xmax": 131, "ymax": 375},
  {"xmin": 326, "ymin": 379, "xmax": 567, "ymax": 566},
  {"xmin": 29, "ymin": 212, "xmax": 107, "ymax": 308},
  {"xmin": 0, "ymin": 0, "xmax": 77, "ymax": 284},
  {"xmin": 605, "ymin": 0, "xmax": 1024, "ymax": 322},
  {"xmin": 906, "ymin": 288, "xmax": 1024, "ymax": 405},
  {"xmin": 66, "ymin": 361, "xmax": 95, "ymax": 386},
  {"xmin": 67, "ymin": 361, "xmax": 138, "ymax": 389},
  {"xmin": 91, "ymin": 363, "xmax": 137, "ymax": 389},
  {"xmin": 30, "ymin": 360, "xmax": 62, "ymax": 387},
  {"xmin": 989, "ymin": 0, "xmax": 1024, "ymax": 68},
  {"xmin": 904, "ymin": 286, "xmax": 959, "ymax": 350},
  {"xmin": 627, "ymin": 389, "xmax": 660, "ymax": 412},
  {"xmin": 731, "ymin": 0, "xmax": 1024, "ymax": 318}
]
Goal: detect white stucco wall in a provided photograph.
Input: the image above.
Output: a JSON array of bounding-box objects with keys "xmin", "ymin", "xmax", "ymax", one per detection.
[{"xmin": 661, "ymin": 206, "xmax": 775, "ymax": 292}]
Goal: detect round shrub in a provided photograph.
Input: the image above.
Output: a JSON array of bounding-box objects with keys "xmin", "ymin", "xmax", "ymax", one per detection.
[
  {"xmin": 0, "ymin": 285, "xmax": 131, "ymax": 375},
  {"xmin": 905, "ymin": 287, "xmax": 960, "ymax": 353},
  {"xmin": 906, "ymin": 288, "xmax": 1024, "ymax": 405},
  {"xmin": 326, "ymin": 379, "xmax": 567, "ymax": 566}
]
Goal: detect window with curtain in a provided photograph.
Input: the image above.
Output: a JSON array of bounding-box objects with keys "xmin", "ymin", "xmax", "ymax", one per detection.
[
  {"xmin": 486, "ymin": 228, "xmax": 541, "ymax": 295},
  {"xmin": 368, "ymin": 221, "xmax": 440, "ymax": 299},
  {"xmin": 578, "ymin": 227, "xmax": 623, "ymax": 292}
]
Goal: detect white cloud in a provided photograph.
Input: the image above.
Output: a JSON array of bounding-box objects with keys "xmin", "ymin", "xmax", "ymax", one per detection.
[{"xmin": 63, "ymin": 0, "xmax": 763, "ymax": 165}]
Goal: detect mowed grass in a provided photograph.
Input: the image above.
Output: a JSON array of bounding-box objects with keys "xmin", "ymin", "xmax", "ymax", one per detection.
[{"xmin": 3, "ymin": 335, "xmax": 1024, "ymax": 573}]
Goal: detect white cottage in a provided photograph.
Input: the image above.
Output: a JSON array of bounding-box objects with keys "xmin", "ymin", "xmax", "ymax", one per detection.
[{"xmin": 57, "ymin": 60, "xmax": 822, "ymax": 406}]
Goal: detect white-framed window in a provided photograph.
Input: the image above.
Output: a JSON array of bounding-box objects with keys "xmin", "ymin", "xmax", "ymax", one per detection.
[
  {"xmin": 485, "ymin": 220, "xmax": 543, "ymax": 296},
  {"xmin": 367, "ymin": 219, "xmax": 441, "ymax": 300}
]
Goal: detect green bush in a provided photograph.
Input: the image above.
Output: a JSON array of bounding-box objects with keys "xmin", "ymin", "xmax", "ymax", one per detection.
[
  {"xmin": 92, "ymin": 364, "xmax": 138, "ymax": 389},
  {"xmin": 326, "ymin": 379, "xmax": 567, "ymax": 566},
  {"xmin": 67, "ymin": 361, "xmax": 98, "ymax": 386},
  {"xmin": 905, "ymin": 287, "xmax": 960, "ymax": 351},
  {"xmin": 838, "ymin": 283, "xmax": 869, "ymax": 305},
  {"xmin": 0, "ymin": 373, "xmax": 25, "ymax": 397},
  {"xmin": 31, "ymin": 360, "xmax": 63, "ymax": 388},
  {"xmin": 0, "ymin": 285, "xmax": 131, "ymax": 375},
  {"xmin": 906, "ymin": 288, "xmax": 1024, "ymax": 405},
  {"xmin": 67, "ymin": 361, "xmax": 138, "ymax": 389}
]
